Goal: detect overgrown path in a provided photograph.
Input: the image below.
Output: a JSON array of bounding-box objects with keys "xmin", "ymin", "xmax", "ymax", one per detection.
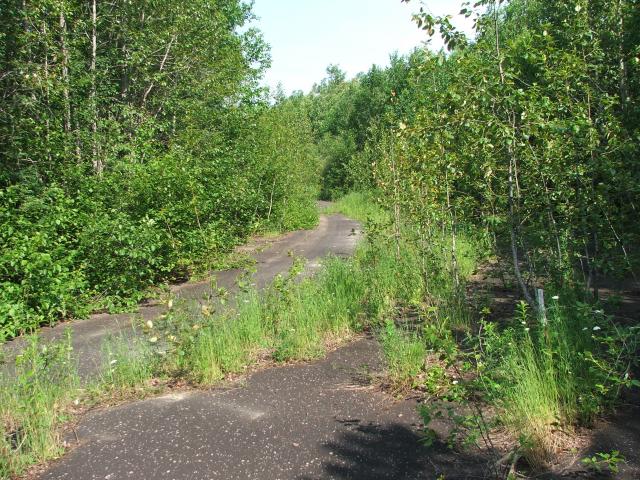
[
  {"xmin": 3, "ymin": 212, "xmax": 360, "ymax": 381},
  {"xmin": 14, "ymin": 209, "xmax": 481, "ymax": 479},
  {"xmin": 37, "ymin": 338, "xmax": 485, "ymax": 480}
]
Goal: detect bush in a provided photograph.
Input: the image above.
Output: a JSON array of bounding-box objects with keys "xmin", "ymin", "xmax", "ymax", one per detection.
[
  {"xmin": 0, "ymin": 186, "xmax": 88, "ymax": 340},
  {"xmin": 0, "ymin": 101, "xmax": 321, "ymax": 339},
  {"xmin": 77, "ymin": 210, "xmax": 175, "ymax": 306}
]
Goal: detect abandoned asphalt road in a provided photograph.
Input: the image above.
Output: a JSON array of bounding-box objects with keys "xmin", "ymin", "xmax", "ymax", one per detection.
[
  {"xmin": 31, "ymin": 210, "xmax": 487, "ymax": 480},
  {"xmin": 39, "ymin": 336, "xmax": 485, "ymax": 480},
  {"xmin": 4, "ymin": 208, "xmax": 489, "ymax": 480},
  {"xmin": 3, "ymin": 212, "xmax": 360, "ymax": 380}
]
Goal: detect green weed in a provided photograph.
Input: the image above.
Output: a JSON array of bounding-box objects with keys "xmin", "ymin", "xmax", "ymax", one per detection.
[
  {"xmin": 582, "ymin": 450, "xmax": 626, "ymax": 475},
  {"xmin": 99, "ymin": 334, "xmax": 157, "ymax": 393},
  {"xmin": 0, "ymin": 332, "xmax": 79, "ymax": 477},
  {"xmin": 381, "ymin": 321, "xmax": 426, "ymax": 389},
  {"xmin": 481, "ymin": 298, "xmax": 639, "ymax": 468},
  {"xmin": 323, "ymin": 192, "xmax": 389, "ymax": 225}
]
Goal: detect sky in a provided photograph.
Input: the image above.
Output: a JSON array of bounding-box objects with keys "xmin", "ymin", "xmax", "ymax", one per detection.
[{"xmin": 252, "ymin": 0, "xmax": 475, "ymax": 94}]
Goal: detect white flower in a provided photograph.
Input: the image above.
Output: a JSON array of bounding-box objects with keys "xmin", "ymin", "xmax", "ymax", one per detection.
[
  {"xmin": 452, "ymin": 380, "xmax": 459, "ymax": 385},
  {"xmin": 552, "ymin": 295, "xmax": 559, "ymax": 300},
  {"xmin": 583, "ymin": 327, "xmax": 588, "ymax": 331},
  {"xmin": 592, "ymin": 326, "xmax": 601, "ymax": 331},
  {"xmin": 149, "ymin": 336, "xmax": 158, "ymax": 343},
  {"xmin": 575, "ymin": 5, "xmax": 582, "ymax": 12},
  {"xmin": 167, "ymin": 299, "xmax": 173, "ymax": 309},
  {"xmin": 525, "ymin": 328, "xmax": 530, "ymax": 332},
  {"xmin": 146, "ymin": 320, "xmax": 154, "ymax": 329},
  {"xmin": 594, "ymin": 310, "xmax": 603, "ymax": 314},
  {"xmin": 543, "ymin": 30, "xmax": 548, "ymax": 37},
  {"xmin": 521, "ymin": 321, "xmax": 527, "ymax": 325},
  {"xmin": 110, "ymin": 359, "xmax": 117, "ymax": 365}
]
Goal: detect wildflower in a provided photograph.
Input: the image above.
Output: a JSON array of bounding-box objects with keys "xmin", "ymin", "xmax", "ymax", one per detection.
[
  {"xmin": 452, "ymin": 380, "xmax": 459, "ymax": 385},
  {"xmin": 521, "ymin": 321, "xmax": 526, "ymax": 325},
  {"xmin": 592, "ymin": 326, "xmax": 601, "ymax": 331},
  {"xmin": 552, "ymin": 295, "xmax": 559, "ymax": 300},
  {"xmin": 594, "ymin": 310, "xmax": 603, "ymax": 314},
  {"xmin": 575, "ymin": 5, "xmax": 582, "ymax": 12},
  {"xmin": 167, "ymin": 299, "xmax": 173, "ymax": 309},
  {"xmin": 146, "ymin": 320, "xmax": 153, "ymax": 329},
  {"xmin": 110, "ymin": 359, "xmax": 117, "ymax": 365},
  {"xmin": 543, "ymin": 30, "xmax": 548, "ymax": 37},
  {"xmin": 149, "ymin": 336, "xmax": 158, "ymax": 343},
  {"xmin": 524, "ymin": 328, "xmax": 530, "ymax": 332},
  {"xmin": 582, "ymin": 327, "xmax": 588, "ymax": 331}
]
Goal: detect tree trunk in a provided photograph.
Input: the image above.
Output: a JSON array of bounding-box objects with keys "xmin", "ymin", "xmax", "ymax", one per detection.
[
  {"xmin": 493, "ymin": 3, "xmax": 535, "ymax": 307},
  {"xmin": 59, "ymin": 10, "xmax": 71, "ymax": 135},
  {"xmin": 445, "ymin": 164, "xmax": 460, "ymax": 289},
  {"xmin": 90, "ymin": 0, "xmax": 101, "ymax": 174},
  {"xmin": 42, "ymin": 20, "xmax": 52, "ymax": 166},
  {"xmin": 390, "ymin": 138, "xmax": 401, "ymax": 260},
  {"xmin": 618, "ymin": 0, "xmax": 629, "ymax": 113}
]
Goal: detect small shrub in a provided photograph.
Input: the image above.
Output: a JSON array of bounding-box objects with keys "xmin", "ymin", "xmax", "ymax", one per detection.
[{"xmin": 0, "ymin": 186, "xmax": 88, "ymax": 340}]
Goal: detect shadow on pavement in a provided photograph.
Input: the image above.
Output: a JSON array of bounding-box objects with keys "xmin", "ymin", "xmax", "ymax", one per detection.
[{"xmin": 300, "ymin": 421, "xmax": 490, "ymax": 480}]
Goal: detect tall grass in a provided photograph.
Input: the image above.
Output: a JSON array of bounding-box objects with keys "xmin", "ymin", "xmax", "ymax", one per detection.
[
  {"xmin": 331, "ymin": 194, "xmax": 637, "ymax": 471},
  {"xmin": 179, "ymin": 291, "xmax": 268, "ymax": 384},
  {"xmin": 0, "ymin": 332, "xmax": 79, "ymax": 477},
  {"xmin": 322, "ymin": 191, "xmax": 390, "ymax": 224},
  {"xmin": 488, "ymin": 299, "xmax": 639, "ymax": 467},
  {"xmin": 381, "ymin": 321, "xmax": 426, "ymax": 388},
  {"xmin": 0, "ymin": 198, "xmax": 498, "ymax": 477},
  {"xmin": 171, "ymin": 257, "xmax": 367, "ymax": 381},
  {"xmin": 273, "ymin": 257, "xmax": 365, "ymax": 361},
  {"xmin": 99, "ymin": 334, "xmax": 158, "ymax": 392}
]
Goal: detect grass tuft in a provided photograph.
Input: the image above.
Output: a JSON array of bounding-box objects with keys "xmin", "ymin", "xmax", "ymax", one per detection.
[
  {"xmin": 0, "ymin": 331, "xmax": 79, "ymax": 477},
  {"xmin": 381, "ymin": 321, "xmax": 426, "ymax": 389}
]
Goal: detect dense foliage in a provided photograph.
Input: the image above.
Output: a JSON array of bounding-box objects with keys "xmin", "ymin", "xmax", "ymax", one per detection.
[
  {"xmin": 2, "ymin": 0, "xmax": 639, "ymax": 470},
  {"xmin": 311, "ymin": 0, "xmax": 639, "ymax": 293},
  {"xmin": 0, "ymin": 1, "xmax": 320, "ymax": 339},
  {"xmin": 306, "ymin": 0, "xmax": 640, "ymax": 468}
]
